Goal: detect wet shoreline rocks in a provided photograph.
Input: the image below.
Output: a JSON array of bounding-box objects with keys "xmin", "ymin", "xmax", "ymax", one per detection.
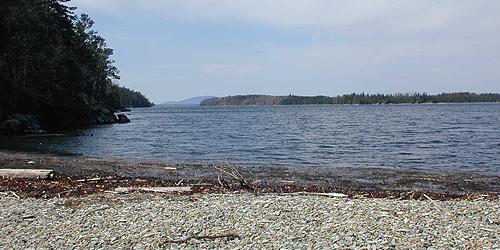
[
  {"xmin": 87, "ymin": 106, "xmax": 131, "ymax": 125},
  {"xmin": 0, "ymin": 114, "xmax": 44, "ymax": 134},
  {"xmin": 0, "ymin": 108, "xmax": 131, "ymax": 135},
  {"xmin": 0, "ymin": 151, "xmax": 499, "ymax": 197},
  {"xmin": 116, "ymin": 114, "xmax": 130, "ymax": 124}
]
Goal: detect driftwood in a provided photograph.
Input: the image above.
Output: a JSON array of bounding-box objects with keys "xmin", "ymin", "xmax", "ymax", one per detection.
[
  {"xmin": 139, "ymin": 186, "xmax": 192, "ymax": 193},
  {"xmin": 112, "ymin": 186, "xmax": 192, "ymax": 194},
  {"xmin": 76, "ymin": 177, "xmax": 104, "ymax": 182},
  {"xmin": 294, "ymin": 192, "xmax": 348, "ymax": 198},
  {"xmin": 0, "ymin": 169, "xmax": 56, "ymax": 179},
  {"xmin": 214, "ymin": 162, "xmax": 254, "ymax": 190}
]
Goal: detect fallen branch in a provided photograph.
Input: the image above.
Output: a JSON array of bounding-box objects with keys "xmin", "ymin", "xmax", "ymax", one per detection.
[
  {"xmin": 86, "ymin": 205, "xmax": 110, "ymax": 215},
  {"xmin": 21, "ymin": 214, "xmax": 35, "ymax": 220},
  {"xmin": 76, "ymin": 177, "xmax": 104, "ymax": 182},
  {"xmin": 422, "ymin": 193, "xmax": 434, "ymax": 201},
  {"xmin": 163, "ymin": 233, "xmax": 240, "ymax": 244},
  {"xmin": 214, "ymin": 162, "xmax": 254, "ymax": 191},
  {"xmin": 10, "ymin": 191, "xmax": 20, "ymax": 199},
  {"xmin": 294, "ymin": 192, "xmax": 348, "ymax": 198},
  {"xmin": 139, "ymin": 186, "xmax": 192, "ymax": 193}
]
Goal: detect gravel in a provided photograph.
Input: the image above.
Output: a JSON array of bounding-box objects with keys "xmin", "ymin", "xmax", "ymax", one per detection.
[{"xmin": 0, "ymin": 193, "xmax": 498, "ymax": 249}]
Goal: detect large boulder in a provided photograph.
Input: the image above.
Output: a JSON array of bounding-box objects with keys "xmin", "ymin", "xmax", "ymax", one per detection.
[
  {"xmin": 87, "ymin": 106, "xmax": 119, "ymax": 125},
  {"xmin": 116, "ymin": 114, "xmax": 130, "ymax": 124},
  {"xmin": 0, "ymin": 114, "xmax": 44, "ymax": 134},
  {"xmin": 97, "ymin": 112, "xmax": 118, "ymax": 124}
]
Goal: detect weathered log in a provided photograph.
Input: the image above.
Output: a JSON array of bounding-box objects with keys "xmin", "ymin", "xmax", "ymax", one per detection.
[
  {"xmin": 0, "ymin": 169, "xmax": 56, "ymax": 179},
  {"xmin": 294, "ymin": 192, "xmax": 348, "ymax": 198},
  {"xmin": 139, "ymin": 187, "xmax": 192, "ymax": 193}
]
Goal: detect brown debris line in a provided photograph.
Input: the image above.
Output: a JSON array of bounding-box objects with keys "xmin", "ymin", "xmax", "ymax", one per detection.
[
  {"xmin": 1, "ymin": 150, "xmax": 499, "ymax": 195},
  {"xmin": 0, "ymin": 175, "xmax": 497, "ymax": 201}
]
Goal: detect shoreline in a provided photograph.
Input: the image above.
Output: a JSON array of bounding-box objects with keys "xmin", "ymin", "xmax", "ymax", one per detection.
[
  {"xmin": 200, "ymin": 101, "xmax": 500, "ymax": 107},
  {"xmin": 1, "ymin": 150, "xmax": 498, "ymax": 199},
  {"xmin": 1, "ymin": 150, "xmax": 498, "ymax": 248}
]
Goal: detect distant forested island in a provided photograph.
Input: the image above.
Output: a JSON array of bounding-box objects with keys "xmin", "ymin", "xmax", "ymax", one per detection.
[
  {"xmin": 0, "ymin": 0, "xmax": 153, "ymax": 133},
  {"xmin": 201, "ymin": 93, "xmax": 500, "ymax": 106}
]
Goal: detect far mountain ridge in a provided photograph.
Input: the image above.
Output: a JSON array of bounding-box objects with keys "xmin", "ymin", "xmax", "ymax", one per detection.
[{"xmin": 161, "ymin": 96, "xmax": 217, "ymax": 105}]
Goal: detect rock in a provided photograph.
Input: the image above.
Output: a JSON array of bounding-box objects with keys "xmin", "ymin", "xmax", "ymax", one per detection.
[
  {"xmin": 120, "ymin": 108, "xmax": 132, "ymax": 112},
  {"xmin": 101, "ymin": 108, "xmax": 113, "ymax": 115},
  {"xmin": 116, "ymin": 114, "xmax": 130, "ymax": 124},
  {"xmin": 0, "ymin": 114, "xmax": 44, "ymax": 134},
  {"xmin": 0, "ymin": 119, "xmax": 22, "ymax": 133},
  {"xmin": 96, "ymin": 113, "xmax": 117, "ymax": 124},
  {"xmin": 88, "ymin": 107, "xmax": 118, "ymax": 125}
]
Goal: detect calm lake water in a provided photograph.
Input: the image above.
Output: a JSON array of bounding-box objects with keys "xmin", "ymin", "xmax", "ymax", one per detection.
[{"xmin": 1, "ymin": 104, "xmax": 500, "ymax": 174}]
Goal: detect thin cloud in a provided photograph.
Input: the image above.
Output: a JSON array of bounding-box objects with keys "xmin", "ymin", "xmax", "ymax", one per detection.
[
  {"xmin": 73, "ymin": 0, "xmax": 500, "ymax": 101},
  {"xmin": 76, "ymin": 0, "xmax": 500, "ymax": 35},
  {"xmin": 200, "ymin": 64, "xmax": 260, "ymax": 76}
]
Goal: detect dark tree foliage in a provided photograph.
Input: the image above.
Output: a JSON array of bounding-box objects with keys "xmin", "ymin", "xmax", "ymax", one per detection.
[
  {"xmin": 201, "ymin": 92, "xmax": 500, "ymax": 106},
  {"xmin": 201, "ymin": 95, "xmax": 284, "ymax": 106},
  {"xmin": 280, "ymin": 92, "xmax": 500, "ymax": 105},
  {"xmin": 104, "ymin": 85, "xmax": 154, "ymax": 111},
  {"xmin": 0, "ymin": 0, "xmax": 152, "ymax": 128}
]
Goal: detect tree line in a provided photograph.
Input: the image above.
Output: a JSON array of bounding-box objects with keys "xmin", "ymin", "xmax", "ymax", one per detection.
[
  {"xmin": 201, "ymin": 92, "xmax": 500, "ymax": 106},
  {"xmin": 0, "ymin": 0, "xmax": 153, "ymax": 129}
]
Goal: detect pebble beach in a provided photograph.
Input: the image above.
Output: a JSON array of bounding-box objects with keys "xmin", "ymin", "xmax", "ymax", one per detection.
[{"xmin": 1, "ymin": 192, "xmax": 498, "ymax": 249}]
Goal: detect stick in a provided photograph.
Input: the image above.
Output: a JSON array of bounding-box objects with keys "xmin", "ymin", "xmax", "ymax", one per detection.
[
  {"xmin": 76, "ymin": 177, "xmax": 103, "ymax": 182},
  {"xmin": 163, "ymin": 233, "xmax": 240, "ymax": 244},
  {"xmin": 139, "ymin": 187, "xmax": 192, "ymax": 193},
  {"xmin": 214, "ymin": 162, "xmax": 253, "ymax": 190},
  {"xmin": 294, "ymin": 192, "xmax": 348, "ymax": 198},
  {"xmin": 10, "ymin": 191, "xmax": 20, "ymax": 199},
  {"xmin": 422, "ymin": 193, "xmax": 434, "ymax": 201}
]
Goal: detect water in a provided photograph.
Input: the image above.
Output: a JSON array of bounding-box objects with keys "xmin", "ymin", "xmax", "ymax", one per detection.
[{"xmin": 1, "ymin": 104, "xmax": 499, "ymax": 174}]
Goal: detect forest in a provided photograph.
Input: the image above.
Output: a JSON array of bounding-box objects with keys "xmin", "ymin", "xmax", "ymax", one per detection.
[
  {"xmin": 201, "ymin": 92, "xmax": 500, "ymax": 106},
  {"xmin": 0, "ymin": 0, "xmax": 153, "ymax": 131}
]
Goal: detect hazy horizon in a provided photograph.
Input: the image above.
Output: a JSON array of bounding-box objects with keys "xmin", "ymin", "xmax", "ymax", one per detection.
[{"xmin": 76, "ymin": 0, "xmax": 500, "ymax": 103}]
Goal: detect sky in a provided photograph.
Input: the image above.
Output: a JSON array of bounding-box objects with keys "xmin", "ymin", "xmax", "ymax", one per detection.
[{"xmin": 74, "ymin": 0, "xmax": 500, "ymax": 103}]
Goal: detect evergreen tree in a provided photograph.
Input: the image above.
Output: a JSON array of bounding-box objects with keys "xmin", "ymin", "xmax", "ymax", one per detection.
[{"xmin": 0, "ymin": 0, "xmax": 153, "ymax": 128}]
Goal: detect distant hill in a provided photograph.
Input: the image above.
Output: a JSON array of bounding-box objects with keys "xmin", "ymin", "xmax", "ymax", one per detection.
[
  {"xmin": 200, "ymin": 93, "xmax": 500, "ymax": 106},
  {"xmin": 161, "ymin": 96, "xmax": 217, "ymax": 105},
  {"xmin": 200, "ymin": 95, "xmax": 284, "ymax": 106}
]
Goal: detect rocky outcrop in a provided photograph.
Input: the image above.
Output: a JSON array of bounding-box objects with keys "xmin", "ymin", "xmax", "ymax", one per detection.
[
  {"xmin": 116, "ymin": 114, "xmax": 130, "ymax": 124},
  {"xmin": 0, "ymin": 107, "xmax": 132, "ymax": 134},
  {"xmin": 0, "ymin": 114, "xmax": 44, "ymax": 134},
  {"xmin": 87, "ymin": 107, "xmax": 118, "ymax": 125},
  {"xmin": 87, "ymin": 106, "xmax": 131, "ymax": 125}
]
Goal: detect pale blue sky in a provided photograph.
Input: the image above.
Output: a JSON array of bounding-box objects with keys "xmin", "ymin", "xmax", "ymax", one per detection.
[{"xmin": 75, "ymin": 0, "xmax": 500, "ymax": 103}]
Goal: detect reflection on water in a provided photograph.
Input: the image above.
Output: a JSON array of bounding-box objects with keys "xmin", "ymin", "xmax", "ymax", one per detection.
[{"xmin": 1, "ymin": 104, "xmax": 499, "ymax": 174}]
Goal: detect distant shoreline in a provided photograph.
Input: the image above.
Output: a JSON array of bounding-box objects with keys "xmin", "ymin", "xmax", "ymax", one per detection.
[
  {"xmin": 200, "ymin": 93, "xmax": 500, "ymax": 106},
  {"xmin": 198, "ymin": 101, "xmax": 500, "ymax": 107}
]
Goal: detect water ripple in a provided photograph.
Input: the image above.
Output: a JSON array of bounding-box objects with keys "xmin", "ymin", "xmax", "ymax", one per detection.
[{"xmin": 1, "ymin": 104, "xmax": 499, "ymax": 174}]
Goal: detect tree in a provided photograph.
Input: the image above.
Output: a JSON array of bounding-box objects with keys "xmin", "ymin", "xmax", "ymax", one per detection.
[{"xmin": 0, "ymin": 0, "xmax": 153, "ymax": 129}]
